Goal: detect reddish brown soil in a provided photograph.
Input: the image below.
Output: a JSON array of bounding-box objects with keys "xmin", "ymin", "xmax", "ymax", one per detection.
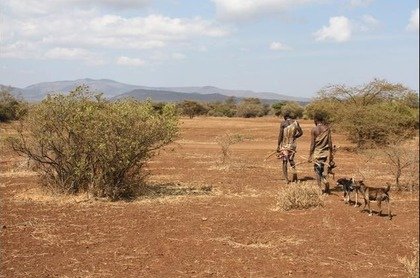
[{"xmin": 1, "ymin": 117, "xmax": 419, "ymax": 278}]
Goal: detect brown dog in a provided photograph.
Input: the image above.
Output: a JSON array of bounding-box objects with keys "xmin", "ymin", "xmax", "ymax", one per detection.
[{"xmin": 354, "ymin": 181, "xmax": 392, "ymax": 220}]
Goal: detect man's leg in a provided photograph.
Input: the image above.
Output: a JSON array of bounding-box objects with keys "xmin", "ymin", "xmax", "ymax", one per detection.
[
  {"xmin": 290, "ymin": 160, "xmax": 298, "ymax": 183},
  {"xmin": 314, "ymin": 161, "xmax": 326, "ymax": 192},
  {"xmin": 289, "ymin": 152, "xmax": 298, "ymax": 183},
  {"xmin": 282, "ymin": 159, "xmax": 289, "ymax": 184}
]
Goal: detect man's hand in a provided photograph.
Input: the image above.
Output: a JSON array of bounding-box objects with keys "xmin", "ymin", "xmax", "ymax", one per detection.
[{"xmin": 307, "ymin": 157, "xmax": 312, "ymax": 163}]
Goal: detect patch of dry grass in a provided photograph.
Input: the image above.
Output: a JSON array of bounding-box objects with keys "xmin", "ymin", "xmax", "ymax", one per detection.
[
  {"xmin": 276, "ymin": 182, "xmax": 324, "ymax": 211},
  {"xmin": 398, "ymin": 240, "xmax": 419, "ymax": 278}
]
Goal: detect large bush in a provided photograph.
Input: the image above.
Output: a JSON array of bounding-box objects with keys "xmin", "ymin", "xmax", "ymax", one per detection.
[
  {"xmin": 235, "ymin": 98, "xmax": 268, "ymax": 118},
  {"xmin": 0, "ymin": 89, "xmax": 28, "ymax": 122},
  {"xmin": 10, "ymin": 86, "xmax": 179, "ymax": 200},
  {"xmin": 177, "ymin": 100, "xmax": 208, "ymax": 118},
  {"xmin": 206, "ymin": 97, "xmax": 237, "ymax": 117},
  {"xmin": 279, "ymin": 101, "xmax": 304, "ymax": 119}
]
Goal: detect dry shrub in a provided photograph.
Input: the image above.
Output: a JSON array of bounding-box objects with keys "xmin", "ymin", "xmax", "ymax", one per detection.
[
  {"xmin": 277, "ymin": 182, "xmax": 324, "ymax": 211},
  {"xmin": 214, "ymin": 132, "xmax": 244, "ymax": 163},
  {"xmin": 398, "ymin": 240, "xmax": 419, "ymax": 278}
]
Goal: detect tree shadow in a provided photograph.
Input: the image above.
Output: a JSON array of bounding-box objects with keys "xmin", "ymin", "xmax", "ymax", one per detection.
[
  {"xmin": 136, "ymin": 182, "xmax": 213, "ymax": 199},
  {"xmin": 299, "ymin": 176, "xmax": 315, "ymax": 182}
]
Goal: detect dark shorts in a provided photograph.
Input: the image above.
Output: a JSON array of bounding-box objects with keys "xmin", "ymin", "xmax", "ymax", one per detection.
[{"xmin": 314, "ymin": 157, "xmax": 327, "ymax": 176}]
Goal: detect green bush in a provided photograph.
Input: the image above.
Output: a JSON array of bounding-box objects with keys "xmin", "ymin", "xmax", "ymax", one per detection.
[
  {"xmin": 271, "ymin": 101, "xmax": 286, "ymax": 116},
  {"xmin": 0, "ymin": 89, "xmax": 28, "ymax": 122},
  {"xmin": 280, "ymin": 101, "xmax": 304, "ymax": 119},
  {"xmin": 177, "ymin": 100, "xmax": 208, "ymax": 118},
  {"xmin": 10, "ymin": 86, "xmax": 179, "ymax": 200},
  {"xmin": 206, "ymin": 98, "xmax": 237, "ymax": 117},
  {"xmin": 235, "ymin": 98, "xmax": 268, "ymax": 118}
]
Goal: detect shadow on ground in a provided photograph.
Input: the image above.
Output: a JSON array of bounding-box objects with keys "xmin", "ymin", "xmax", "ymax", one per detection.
[{"xmin": 137, "ymin": 182, "xmax": 213, "ymax": 198}]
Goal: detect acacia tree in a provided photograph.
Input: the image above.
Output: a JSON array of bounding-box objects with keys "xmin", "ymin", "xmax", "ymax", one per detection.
[{"xmin": 312, "ymin": 79, "xmax": 418, "ymax": 147}]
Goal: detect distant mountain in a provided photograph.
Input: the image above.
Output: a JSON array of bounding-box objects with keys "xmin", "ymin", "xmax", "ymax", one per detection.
[
  {"xmin": 114, "ymin": 89, "xmax": 233, "ymax": 102},
  {"xmin": 21, "ymin": 78, "xmax": 141, "ymax": 100},
  {"xmin": 136, "ymin": 85, "xmax": 308, "ymax": 102},
  {"xmin": 0, "ymin": 78, "xmax": 311, "ymax": 103}
]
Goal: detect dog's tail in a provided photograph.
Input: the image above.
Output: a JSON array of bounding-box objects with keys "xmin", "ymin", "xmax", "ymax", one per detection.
[{"xmin": 384, "ymin": 183, "xmax": 391, "ymax": 193}]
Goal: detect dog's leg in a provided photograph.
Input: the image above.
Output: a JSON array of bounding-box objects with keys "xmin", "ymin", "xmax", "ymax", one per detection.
[
  {"xmin": 387, "ymin": 197, "xmax": 392, "ymax": 220},
  {"xmin": 377, "ymin": 199, "xmax": 382, "ymax": 216},
  {"xmin": 367, "ymin": 198, "xmax": 372, "ymax": 216},
  {"xmin": 361, "ymin": 196, "xmax": 367, "ymax": 213},
  {"xmin": 354, "ymin": 190, "xmax": 358, "ymax": 207}
]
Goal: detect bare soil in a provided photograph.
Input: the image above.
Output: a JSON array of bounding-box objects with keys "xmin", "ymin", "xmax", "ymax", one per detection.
[{"xmin": 1, "ymin": 117, "xmax": 419, "ymax": 278}]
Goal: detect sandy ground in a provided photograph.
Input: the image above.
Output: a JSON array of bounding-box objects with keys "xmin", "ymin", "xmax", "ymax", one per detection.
[{"xmin": 1, "ymin": 117, "xmax": 419, "ymax": 278}]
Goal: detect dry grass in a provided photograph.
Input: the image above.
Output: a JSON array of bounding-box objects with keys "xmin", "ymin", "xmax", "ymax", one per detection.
[
  {"xmin": 398, "ymin": 240, "xmax": 419, "ymax": 278},
  {"xmin": 276, "ymin": 182, "xmax": 324, "ymax": 211}
]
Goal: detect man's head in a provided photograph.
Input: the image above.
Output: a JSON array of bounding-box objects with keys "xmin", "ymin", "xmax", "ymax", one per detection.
[
  {"xmin": 283, "ymin": 110, "xmax": 292, "ymax": 120},
  {"xmin": 313, "ymin": 112, "xmax": 326, "ymax": 124}
]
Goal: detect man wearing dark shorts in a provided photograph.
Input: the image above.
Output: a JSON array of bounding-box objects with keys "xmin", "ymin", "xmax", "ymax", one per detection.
[{"xmin": 309, "ymin": 112, "xmax": 334, "ymax": 194}]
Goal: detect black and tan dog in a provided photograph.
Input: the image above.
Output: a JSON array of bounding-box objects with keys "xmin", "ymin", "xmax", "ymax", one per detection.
[
  {"xmin": 336, "ymin": 177, "xmax": 359, "ymax": 206},
  {"xmin": 353, "ymin": 181, "xmax": 392, "ymax": 220}
]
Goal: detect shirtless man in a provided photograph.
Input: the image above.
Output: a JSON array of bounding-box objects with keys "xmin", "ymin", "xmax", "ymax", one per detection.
[
  {"xmin": 277, "ymin": 111, "xmax": 303, "ymax": 184},
  {"xmin": 308, "ymin": 112, "xmax": 334, "ymax": 194}
]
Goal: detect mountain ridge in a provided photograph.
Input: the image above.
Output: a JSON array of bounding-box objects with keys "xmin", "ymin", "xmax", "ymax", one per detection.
[{"xmin": 1, "ymin": 78, "xmax": 311, "ymax": 103}]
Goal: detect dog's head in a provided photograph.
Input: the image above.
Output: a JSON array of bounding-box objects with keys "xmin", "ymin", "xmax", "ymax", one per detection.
[
  {"xmin": 351, "ymin": 179, "xmax": 365, "ymax": 192},
  {"xmin": 336, "ymin": 178, "xmax": 353, "ymax": 190}
]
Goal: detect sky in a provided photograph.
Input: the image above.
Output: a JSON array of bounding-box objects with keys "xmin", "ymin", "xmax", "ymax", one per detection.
[{"xmin": 0, "ymin": 0, "xmax": 418, "ymax": 98}]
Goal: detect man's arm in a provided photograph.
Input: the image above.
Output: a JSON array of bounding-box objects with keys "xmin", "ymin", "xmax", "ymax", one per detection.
[
  {"xmin": 308, "ymin": 127, "xmax": 316, "ymax": 161},
  {"xmin": 328, "ymin": 129, "xmax": 333, "ymax": 163},
  {"xmin": 295, "ymin": 121, "xmax": 303, "ymax": 139},
  {"xmin": 277, "ymin": 123, "xmax": 284, "ymax": 151}
]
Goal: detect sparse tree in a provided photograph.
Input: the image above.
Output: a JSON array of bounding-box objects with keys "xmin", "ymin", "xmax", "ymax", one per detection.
[
  {"xmin": 214, "ymin": 132, "xmax": 244, "ymax": 163},
  {"xmin": 314, "ymin": 79, "xmax": 418, "ymax": 147}
]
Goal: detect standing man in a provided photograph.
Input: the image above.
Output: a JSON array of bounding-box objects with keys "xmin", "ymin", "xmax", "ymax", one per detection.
[
  {"xmin": 308, "ymin": 112, "xmax": 334, "ymax": 194},
  {"xmin": 277, "ymin": 111, "xmax": 303, "ymax": 184}
]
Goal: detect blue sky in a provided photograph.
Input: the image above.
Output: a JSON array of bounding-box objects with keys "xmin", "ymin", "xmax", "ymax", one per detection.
[{"xmin": 0, "ymin": 0, "xmax": 418, "ymax": 97}]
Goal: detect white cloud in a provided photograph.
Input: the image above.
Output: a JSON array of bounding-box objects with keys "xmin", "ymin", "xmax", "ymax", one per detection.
[
  {"xmin": 313, "ymin": 16, "xmax": 352, "ymax": 42},
  {"xmin": 269, "ymin": 42, "xmax": 292, "ymax": 51},
  {"xmin": 0, "ymin": 1, "xmax": 230, "ymax": 62},
  {"xmin": 347, "ymin": 0, "xmax": 374, "ymax": 8},
  {"xmin": 116, "ymin": 56, "xmax": 146, "ymax": 67},
  {"xmin": 359, "ymin": 14, "xmax": 379, "ymax": 32},
  {"xmin": 2, "ymin": 0, "xmax": 151, "ymax": 15},
  {"xmin": 407, "ymin": 8, "xmax": 419, "ymax": 32},
  {"xmin": 212, "ymin": 0, "xmax": 319, "ymax": 21},
  {"xmin": 45, "ymin": 47, "xmax": 105, "ymax": 65}
]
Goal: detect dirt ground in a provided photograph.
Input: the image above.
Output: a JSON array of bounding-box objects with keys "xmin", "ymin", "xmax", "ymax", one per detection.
[{"xmin": 1, "ymin": 117, "xmax": 419, "ymax": 278}]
